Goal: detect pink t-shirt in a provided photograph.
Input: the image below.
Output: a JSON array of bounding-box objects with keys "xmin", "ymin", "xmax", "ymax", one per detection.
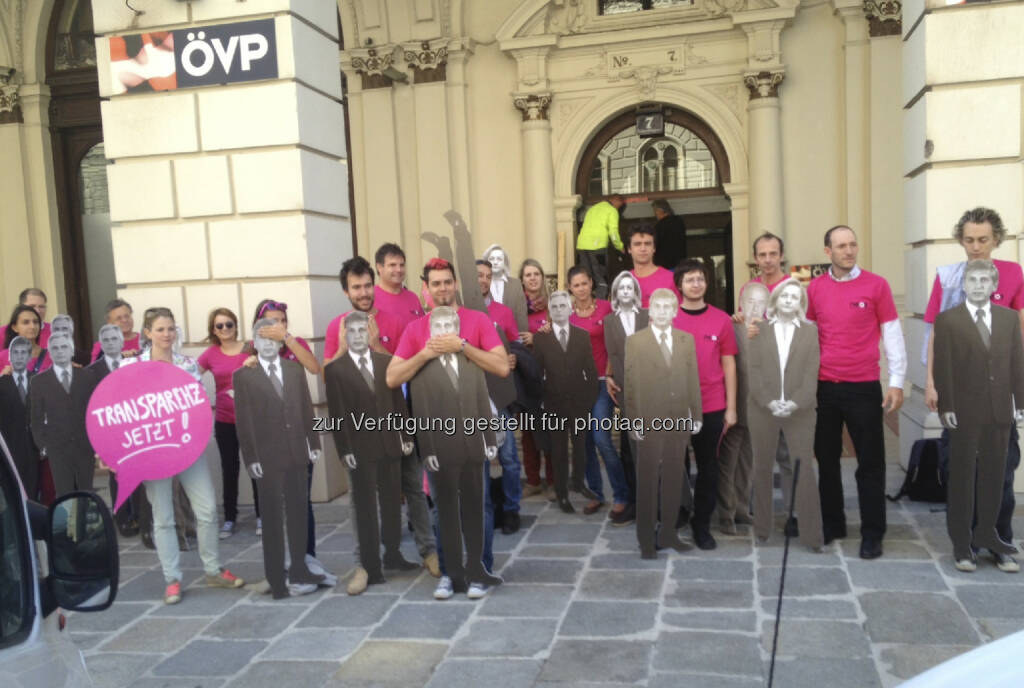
[
  {"xmin": 0, "ymin": 349, "xmax": 52, "ymax": 374},
  {"xmin": 487, "ymin": 301, "xmax": 519, "ymax": 342},
  {"xmin": 90, "ymin": 333, "xmax": 142, "ymax": 363},
  {"xmin": 1, "ymin": 322, "xmax": 51, "ymax": 349},
  {"xmin": 632, "ymin": 267, "xmax": 681, "ymax": 308},
  {"xmin": 806, "ymin": 269, "xmax": 899, "ymax": 383},
  {"xmin": 394, "ymin": 306, "xmax": 504, "ymax": 360},
  {"xmin": 528, "ymin": 309, "xmax": 548, "ymax": 334},
  {"xmin": 324, "ymin": 309, "xmax": 402, "ymax": 360},
  {"xmin": 570, "ymin": 299, "xmax": 613, "ymax": 377},
  {"xmin": 923, "ymin": 258, "xmax": 1024, "ymax": 323},
  {"xmin": 374, "ymin": 285, "xmax": 425, "ymax": 330},
  {"xmin": 672, "ymin": 304, "xmax": 738, "ymax": 413},
  {"xmin": 197, "ymin": 346, "xmax": 249, "ymax": 423}
]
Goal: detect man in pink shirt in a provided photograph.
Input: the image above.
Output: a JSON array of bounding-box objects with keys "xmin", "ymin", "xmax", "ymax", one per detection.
[
  {"xmin": 672, "ymin": 259, "xmax": 738, "ymax": 550},
  {"xmin": 324, "ymin": 256, "xmax": 404, "ymax": 361},
  {"xmin": 734, "ymin": 232, "xmax": 789, "ymax": 325},
  {"xmin": 89, "ymin": 299, "xmax": 142, "ymax": 362},
  {"xmin": 374, "ymin": 243, "xmax": 426, "ymax": 329},
  {"xmin": 628, "ymin": 226, "xmax": 681, "ymax": 308},
  {"xmin": 806, "ymin": 225, "xmax": 905, "ymax": 561}
]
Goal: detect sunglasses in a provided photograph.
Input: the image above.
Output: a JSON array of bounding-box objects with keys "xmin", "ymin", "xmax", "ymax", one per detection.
[
  {"xmin": 257, "ymin": 300, "xmax": 288, "ymax": 319},
  {"xmin": 214, "ymin": 322, "xmax": 236, "ymax": 330}
]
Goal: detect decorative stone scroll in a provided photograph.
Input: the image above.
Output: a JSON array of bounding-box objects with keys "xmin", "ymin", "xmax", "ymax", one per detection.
[
  {"xmin": 863, "ymin": 0, "xmax": 901, "ymax": 37},
  {"xmin": 513, "ymin": 92, "xmax": 553, "ymax": 121},
  {"xmin": 743, "ymin": 70, "xmax": 784, "ymax": 99}
]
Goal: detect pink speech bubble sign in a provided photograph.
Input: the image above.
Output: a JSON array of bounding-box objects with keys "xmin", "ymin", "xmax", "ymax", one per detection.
[{"xmin": 86, "ymin": 361, "xmax": 213, "ymax": 511}]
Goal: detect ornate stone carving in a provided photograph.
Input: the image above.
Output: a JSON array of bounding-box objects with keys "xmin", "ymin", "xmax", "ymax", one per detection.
[
  {"xmin": 513, "ymin": 92, "xmax": 553, "ymax": 121},
  {"xmin": 704, "ymin": 83, "xmax": 743, "ymax": 119},
  {"xmin": 403, "ymin": 40, "xmax": 448, "ymax": 83},
  {"xmin": 546, "ymin": 0, "xmax": 586, "ymax": 35},
  {"xmin": 350, "ymin": 45, "xmax": 401, "ymax": 89},
  {"xmin": 864, "ymin": 0, "xmax": 901, "ymax": 37},
  {"xmin": 620, "ymin": 65, "xmax": 673, "ymax": 99},
  {"xmin": 743, "ymin": 70, "xmax": 784, "ymax": 99},
  {"xmin": 704, "ymin": 0, "xmax": 748, "ymax": 17},
  {"xmin": 0, "ymin": 67, "xmax": 20, "ymax": 115}
]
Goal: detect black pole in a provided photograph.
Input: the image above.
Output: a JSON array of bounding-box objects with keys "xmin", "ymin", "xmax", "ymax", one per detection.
[{"xmin": 767, "ymin": 457, "xmax": 801, "ymax": 688}]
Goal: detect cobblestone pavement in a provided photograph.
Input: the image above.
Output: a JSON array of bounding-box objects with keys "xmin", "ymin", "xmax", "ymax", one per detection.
[{"xmin": 75, "ymin": 456, "xmax": 1024, "ymax": 688}]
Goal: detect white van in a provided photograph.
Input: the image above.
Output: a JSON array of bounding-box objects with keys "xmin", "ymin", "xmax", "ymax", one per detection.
[{"xmin": 0, "ymin": 434, "xmax": 120, "ymax": 687}]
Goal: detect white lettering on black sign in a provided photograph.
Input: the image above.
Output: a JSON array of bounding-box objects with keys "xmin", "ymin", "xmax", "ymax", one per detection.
[{"xmin": 174, "ymin": 19, "xmax": 277, "ymax": 87}]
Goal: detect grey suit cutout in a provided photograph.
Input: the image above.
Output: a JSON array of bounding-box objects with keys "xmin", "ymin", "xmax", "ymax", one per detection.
[
  {"xmin": 233, "ymin": 359, "xmax": 324, "ymax": 598},
  {"xmin": 28, "ymin": 366, "xmax": 98, "ymax": 496},
  {"xmin": 935, "ymin": 303, "xmax": 1024, "ymax": 559},
  {"xmin": 625, "ymin": 326, "xmax": 702, "ymax": 556},
  {"xmin": 499, "ymin": 276, "xmax": 529, "ymax": 333},
  {"xmin": 746, "ymin": 320, "xmax": 824, "ymax": 549}
]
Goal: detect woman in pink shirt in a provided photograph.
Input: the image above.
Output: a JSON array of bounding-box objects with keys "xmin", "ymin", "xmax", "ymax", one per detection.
[
  {"xmin": 519, "ymin": 259, "xmax": 555, "ymax": 495},
  {"xmin": 197, "ymin": 308, "xmax": 255, "ymax": 539},
  {"xmin": 568, "ymin": 265, "xmax": 630, "ymax": 519},
  {"xmin": 1, "ymin": 305, "xmax": 52, "ymax": 375}
]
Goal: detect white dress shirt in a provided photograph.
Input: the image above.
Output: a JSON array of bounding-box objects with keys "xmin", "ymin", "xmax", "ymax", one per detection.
[
  {"xmin": 348, "ymin": 349, "xmax": 374, "ymax": 377},
  {"xmin": 553, "ymin": 324, "xmax": 571, "ymax": 345},
  {"xmin": 443, "ymin": 353, "xmax": 460, "ymax": 374},
  {"xmin": 771, "ymin": 317, "xmax": 800, "ymax": 399},
  {"xmin": 618, "ymin": 308, "xmax": 637, "ymax": 336},
  {"xmin": 651, "ymin": 324, "xmax": 673, "ymax": 354},
  {"xmin": 490, "ymin": 276, "xmax": 506, "ymax": 306},
  {"xmin": 965, "ymin": 300, "xmax": 992, "ymax": 333},
  {"xmin": 53, "ymin": 364, "xmax": 73, "ymax": 385},
  {"xmin": 259, "ymin": 356, "xmax": 283, "ymax": 384}
]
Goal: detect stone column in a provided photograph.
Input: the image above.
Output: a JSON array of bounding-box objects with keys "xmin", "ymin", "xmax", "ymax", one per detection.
[
  {"xmin": 743, "ymin": 70, "xmax": 785, "ymax": 242},
  {"xmin": 92, "ymin": 1, "xmax": 352, "ymax": 500},
  {"xmin": 514, "ymin": 92, "xmax": 557, "ymax": 271}
]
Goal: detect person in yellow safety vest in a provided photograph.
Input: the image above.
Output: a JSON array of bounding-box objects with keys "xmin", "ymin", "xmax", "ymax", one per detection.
[{"xmin": 576, "ymin": 194, "xmax": 625, "ymax": 299}]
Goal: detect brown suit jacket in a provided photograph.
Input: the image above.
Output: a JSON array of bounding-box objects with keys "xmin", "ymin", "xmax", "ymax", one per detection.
[
  {"xmin": 28, "ymin": 366, "xmax": 97, "ymax": 459},
  {"xmin": 732, "ymin": 321, "xmax": 751, "ymax": 426},
  {"xmin": 533, "ymin": 325, "xmax": 599, "ymax": 419},
  {"xmin": 935, "ymin": 303, "xmax": 1024, "ymax": 426},
  {"xmin": 324, "ymin": 351, "xmax": 409, "ymax": 462},
  {"xmin": 409, "ymin": 352, "xmax": 496, "ymax": 461},
  {"xmin": 604, "ymin": 308, "xmax": 649, "ymax": 393},
  {"xmin": 233, "ymin": 358, "xmax": 320, "ymax": 474},
  {"xmin": 746, "ymin": 319, "xmax": 820, "ymax": 415},
  {"xmin": 500, "ymin": 277, "xmax": 529, "ymax": 332},
  {"xmin": 624, "ymin": 326, "xmax": 702, "ymax": 435}
]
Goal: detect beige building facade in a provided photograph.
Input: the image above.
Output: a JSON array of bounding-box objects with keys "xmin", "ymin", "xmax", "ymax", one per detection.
[{"xmin": 1, "ymin": 0, "xmax": 1022, "ymax": 496}]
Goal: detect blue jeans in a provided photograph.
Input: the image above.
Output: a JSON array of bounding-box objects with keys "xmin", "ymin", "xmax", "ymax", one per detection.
[
  {"xmin": 498, "ymin": 410, "xmax": 522, "ymax": 513},
  {"xmin": 584, "ymin": 384, "xmax": 631, "ymax": 504},
  {"xmin": 428, "ymin": 462, "xmax": 495, "ymax": 576}
]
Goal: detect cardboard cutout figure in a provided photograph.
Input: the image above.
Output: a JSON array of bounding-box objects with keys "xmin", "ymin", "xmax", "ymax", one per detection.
[
  {"xmin": 409, "ymin": 307, "xmax": 501, "ymax": 593},
  {"xmin": 746, "ymin": 279, "xmax": 824, "ymax": 549},
  {"xmin": 624, "ymin": 288, "xmax": 702, "ymax": 558},
  {"xmin": 483, "ymin": 244, "xmax": 529, "ymax": 332},
  {"xmin": 935, "ymin": 260, "xmax": 1024, "ymax": 565},
  {"xmin": 233, "ymin": 318, "xmax": 326, "ymax": 598},
  {"xmin": 533, "ymin": 291, "xmax": 600, "ymax": 513},
  {"xmin": 0, "ymin": 337, "xmax": 40, "ymax": 498},
  {"xmin": 324, "ymin": 312, "xmax": 415, "ymax": 588},
  {"xmin": 28, "ymin": 334, "xmax": 98, "ymax": 496},
  {"xmin": 50, "ymin": 313, "xmax": 74, "ymax": 340}
]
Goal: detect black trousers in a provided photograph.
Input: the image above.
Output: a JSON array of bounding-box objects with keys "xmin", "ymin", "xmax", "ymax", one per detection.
[
  {"xmin": 434, "ymin": 457, "xmax": 491, "ymax": 586},
  {"xmin": 50, "ymin": 450, "xmax": 94, "ymax": 497},
  {"xmin": 577, "ymin": 249, "xmax": 610, "ymax": 300},
  {"xmin": 550, "ymin": 423, "xmax": 587, "ymax": 500},
  {"xmin": 215, "ymin": 421, "xmax": 259, "ymax": 522},
  {"xmin": 256, "ymin": 468, "xmax": 321, "ymax": 599},
  {"xmin": 689, "ymin": 410, "xmax": 724, "ymax": 535},
  {"xmin": 636, "ymin": 433, "xmax": 691, "ymax": 555},
  {"xmin": 349, "ymin": 457, "xmax": 403, "ymax": 580},
  {"xmin": 814, "ymin": 380, "xmax": 886, "ymax": 541}
]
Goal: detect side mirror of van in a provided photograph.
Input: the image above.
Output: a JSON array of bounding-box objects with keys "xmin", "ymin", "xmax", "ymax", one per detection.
[{"xmin": 47, "ymin": 492, "xmax": 120, "ymax": 612}]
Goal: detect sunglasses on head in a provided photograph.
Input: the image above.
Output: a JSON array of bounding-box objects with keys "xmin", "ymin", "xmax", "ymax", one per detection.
[
  {"xmin": 215, "ymin": 322, "xmax": 236, "ymax": 330},
  {"xmin": 257, "ymin": 301, "xmax": 288, "ymax": 319}
]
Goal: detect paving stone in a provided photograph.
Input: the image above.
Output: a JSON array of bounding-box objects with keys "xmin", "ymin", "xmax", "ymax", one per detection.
[
  {"xmin": 150, "ymin": 586, "xmax": 245, "ymax": 617},
  {"xmin": 492, "ymin": 529, "xmax": 531, "ymax": 553},
  {"xmin": 203, "ymin": 602, "xmax": 306, "ymax": 639},
  {"xmin": 326, "ymin": 641, "xmax": 447, "ymax": 687},
  {"xmin": 598, "ymin": 527, "xmax": 642, "ymax": 552},
  {"xmin": 101, "ymin": 617, "xmax": 211, "ymax": 652},
  {"xmin": 662, "ymin": 610, "xmax": 758, "ymax": 632},
  {"xmin": 878, "ymin": 644, "xmax": 976, "ymax": 681},
  {"xmin": 371, "ymin": 602, "xmax": 475, "ymax": 639},
  {"xmin": 653, "ymin": 631, "xmax": 761, "ymax": 676},
  {"xmin": 298, "ymin": 594, "xmax": 400, "ymax": 627},
  {"xmin": 769, "ymin": 656, "xmax": 881, "ymax": 688},
  {"xmin": 539, "ymin": 639, "xmax": 652, "ymax": 683},
  {"xmin": 917, "ymin": 526, "xmax": 951, "ymax": 551},
  {"xmin": 589, "ymin": 552, "xmax": 668, "ymax": 570},
  {"xmin": 153, "ymin": 640, "xmax": 267, "ymax": 676},
  {"xmin": 527, "ymin": 524, "xmax": 603, "ymax": 544},
  {"xmin": 760, "ymin": 598, "xmax": 859, "ymax": 620},
  {"xmin": 676, "ymin": 538, "xmax": 753, "ymax": 559},
  {"xmin": 840, "ymin": 539, "xmax": 933, "ymax": 560},
  {"xmin": 500, "ymin": 559, "xmax": 583, "ymax": 584},
  {"xmin": 85, "ymin": 653, "xmax": 161, "ymax": 688},
  {"xmin": 757, "ymin": 566, "xmax": 851, "ymax": 596},
  {"xmin": 316, "ymin": 531, "xmax": 357, "ymax": 553},
  {"xmin": 129, "ymin": 679, "xmax": 224, "ymax": 688},
  {"xmin": 426, "ymin": 659, "xmax": 542, "ymax": 688},
  {"xmin": 937, "ymin": 553, "xmax": 1024, "ymax": 583},
  {"xmin": 671, "ymin": 558, "xmax": 754, "ymax": 582},
  {"xmin": 70, "ymin": 632, "xmax": 109, "ymax": 650},
  {"xmin": 108, "ymin": 570, "xmax": 201, "ymax": 603},
  {"xmin": 861, "ymin": 592, "xmax": 980, "ymax": 644},
  {"xmin": 560, "ymin": 601, "xmax": 658, "ymax": 636},
  {"xmin": 755, "ymin": 542, "xmax": 842, "ymax": 566},
  {"xmin": 118, "ymin": 551, "xmax": 162, "ymax": 567},
  {"xmin": 67, "ymin": 602, "xmax": 155, "ymax": 632},
  {"xmin": 648, "ymin": 674, "xmax": 762, "ymax": 688},
  {"xmin": 761, "ymin": 619, "xmax": 871, "ymax": 659},
  {"xmin": 518, "ymin": 544, "xmax": 591, "ymax": 558},
  {"xmin": 846, "ymin": 561, "xmax": 948, "ymax": 592},
  {"xmin": 884, "ymin": 523, "xmax": 920, "ymax": 540},
  {"xmin": 977, "ymin": 617, "xmax": 1024, "ymax": 640},
  {"xmin": 578, "ymin": 570, "xmax": 664, "ymax": 600},
  {"xmin": 477, "ymin": 584, "xmax": 574, "ymax": 618},
  {"xmin": 451, "ymin": 619, "xmax": 558, "ymax": 657},
  {"xmin": 956, "ymin": 584, "xmax": 1024, "ymax": 619},
  {"xmin": 224, "ymin": 661, "xmax": 339, "ymax": 688},
  {"xmin": 263, "ymin": 628, "xmax": 367, "ymax": 660},
  {"xmin": 664, "ymin": 580, "xmax": 753, "ymax": 608}
]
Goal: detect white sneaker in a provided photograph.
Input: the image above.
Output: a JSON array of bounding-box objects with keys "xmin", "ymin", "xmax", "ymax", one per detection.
[
  {"xmin": 256, "ymin": 518, "xmax": 262, "ymax": 537},
  {"xmin": 467, "ymin": 582, "xmax": 490, "ymax": 600},
  {"xmin": 287, "ymin": 582, "xmax": 318, "ymax": 597},
  {"xmin": 305, "ymin": 554, "xmax": 337, "ymax": 587},
  {"xmin": 954, "ymin": 558, "xmax": 977, "ymax": 572},
  {"xmin": 433, "ymin": 576, "xmax": 454, "ymax": 600},
  {"xmin": 993, "ymin": 552, "xmax": 1020, "ymax": 573},
  {"xmin": 218, "ymin": 521, "xmax": 234, "ymax": 540}
]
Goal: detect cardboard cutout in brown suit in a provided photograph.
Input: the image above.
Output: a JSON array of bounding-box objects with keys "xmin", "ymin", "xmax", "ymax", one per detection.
[
  {"xmin": 233, "ymin": 355, "xmax": 324, "ymax": 598},
  {"xmin": 324, "ymin": 348, "xmax": 410, "ymax": 583},
  {"xmin": 624, "ymin": 324, "xmax": 701, "ymax": 557},
  {"xmin": 747, "ymin": 318, "xmax": 824, "ymax": 549},
  {"xmin": 604, "ymin": 306, "xmax": 648, "ymax": 502},
  {"xmin": 935, "ymin": 277, "xmax": 1024, "ymax": 561},
  {"xmin": 411, "ymin": 347, "xmax": 500, "ymax": 589}
]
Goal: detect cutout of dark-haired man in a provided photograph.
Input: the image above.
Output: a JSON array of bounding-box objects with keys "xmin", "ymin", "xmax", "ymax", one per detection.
[{"xmin": 0, "ymin": 336, "xmax": 40, "ymax": 498}]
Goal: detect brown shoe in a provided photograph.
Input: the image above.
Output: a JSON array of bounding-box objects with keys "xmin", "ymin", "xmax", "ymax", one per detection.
[
  {"xmin": 347, "ymin": 567, "xmax": 369, "ymax": 595},
  {"xmin": 423, "ymin": 552, "xmax": 441, "ymax": 578},
  {"xmin": 522, "ymin": 483, "xmax": 544, "ymax": 497},
  {"xmin": 583, "ymin": 501, "xmax": 604, "ymax": 515}
]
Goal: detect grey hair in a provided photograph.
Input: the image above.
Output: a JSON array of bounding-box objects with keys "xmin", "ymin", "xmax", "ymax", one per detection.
[
  {"xmin": 430, "ymin": 306, "xmax": 461, "ymax": 330},
  {"xmin": 765, "ymin": 278, "xmax": 808, "ymax": 321},
  {"xmin": 52, "ymin": 313, "xmax": 74, "ymax": 333},
  {"xmin": 253, "ymin": 317, "xmax": 277, "ymax": 336},
  {"xmin": 9, "ymin": 335, "xmax": 31, "ymax": 352},
  {"xmin": 483, "ymin": 244, "xmax": 511, "ymax": 272},
  {"xmin": 964, "ymin": 259, "xmax": 1000, "ymax": 286},
  {"xmin": 548, "ymin": 290, "xmax": 571, "ymax": 305},
  {"xmin": 648, "ymin": 287, "xmax": 679, "ymax": 311},
  {"xmin": 98, "ymin": 323, "xmax": 123, "ymax": 339},
  {"xmin": 609, "ymin": 271, "xmax": 642, "ymax": 314},
  {"xmin": 344, "ymin": 311, "xmax": 369, "ymax": 328},
  {"xmin": 48, "ymin": 333, "xmax": 73, "ymax": 349}
]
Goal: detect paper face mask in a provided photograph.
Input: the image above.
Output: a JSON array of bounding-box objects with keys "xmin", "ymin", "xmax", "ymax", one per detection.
[
  {"xmin": 345, "ymin": 316, "xmax": 370, "ymax": 356},
  {"xmin": 49, "ymin": 335, "xmax": 74, "ymax": 367},
  {"xmin": 649, "ymin": 295, "xmax": 677, "ymax": 329},
  {"xmin": 8, "ymin": 337, "xmax": 31, "ymax": 373},
  {"xmin": 740, "ymin": 283, "xmax": 769, "ymax": 325},
  {"xmin": 98, "ymin": 324, "xmax": 125, "ymax": 358},
  {"xmin": 548, "ymin": 292, "xmax": 571, "ymax": 327}
]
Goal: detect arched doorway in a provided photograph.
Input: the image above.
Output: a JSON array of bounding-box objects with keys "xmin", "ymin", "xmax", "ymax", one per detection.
[{"xmin": 574, "ymin": 106, "xmax": 734, "ymax": 312}]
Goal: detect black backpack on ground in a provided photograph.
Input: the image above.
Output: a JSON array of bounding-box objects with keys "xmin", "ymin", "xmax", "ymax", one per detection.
[{"xmin": 887, "ymin": 437, "xmax": 947, "ymax": 503}]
